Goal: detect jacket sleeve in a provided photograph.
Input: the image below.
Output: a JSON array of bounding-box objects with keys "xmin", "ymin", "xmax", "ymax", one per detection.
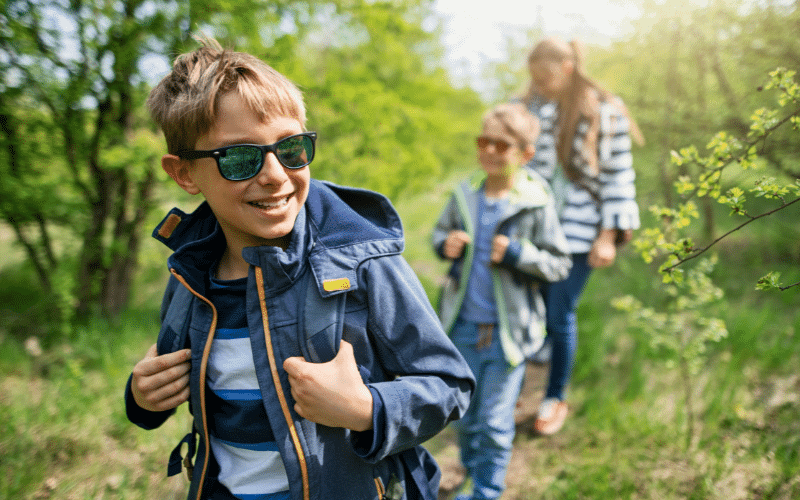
[
  {"xmin": 431, "ymin": 192, "xmax": 462, "ymax": 260},
  {"xmin": 125, "ymin": 376, "xmax": 176, "ymax": 430},
  {"xmin": 596, "ymin": 101, "xmax": 640, "ymax": 231},
  {"xmin": 499, "ymin": 189, "xmax": 572, "ymax": 283},
  {"xmin": 352, "ymin": 255, "xmax": 475, "ymax": 462}
]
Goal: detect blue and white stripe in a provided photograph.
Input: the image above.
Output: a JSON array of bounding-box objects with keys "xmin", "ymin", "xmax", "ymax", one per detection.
[
  {"xmin": 207, "ymin": 278, "xmax": 290, "ymax": 500},
  {"xmin": 525, "ymin": 100, "xmax": 640, "ymax": 253}
]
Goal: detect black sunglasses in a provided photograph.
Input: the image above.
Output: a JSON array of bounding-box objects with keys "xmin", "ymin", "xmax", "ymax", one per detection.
[
  {"xmin": 176, "ymin": 132, "xmax": 317, "ymax": 181},
  {"xmin": 476, "ymin": 136, "xmax": 514, "ymax": 154}
]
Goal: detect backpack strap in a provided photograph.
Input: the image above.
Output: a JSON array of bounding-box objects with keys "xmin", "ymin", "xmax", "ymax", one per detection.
[
  {"xmin": 168, "ymin": 428, "xmax": 197, "ymax": 479},
  {"xmin": 299, "ymin": 275, "xmax": 347, "ymax": 363},
  {"xmin": 159, "ymin": 281, "xmax": 197, "ymax": 479},
  {"xmin": 156, "ymin": 280, "xmax": 193, "ymax": 356}
]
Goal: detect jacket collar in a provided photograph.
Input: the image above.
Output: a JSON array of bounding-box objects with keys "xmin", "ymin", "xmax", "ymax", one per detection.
[
  {"xmin": 466, "ymin": 169, "xmax": 550, "ymax": 209},
  {"xmin": 152, "ymin": 180, "xmax": 404, "ymax": 297}
]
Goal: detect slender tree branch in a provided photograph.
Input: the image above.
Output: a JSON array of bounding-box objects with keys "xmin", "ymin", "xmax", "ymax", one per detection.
[{"xmin": 664, "ymin": 196, "xmax": 800, "ymax": 272}]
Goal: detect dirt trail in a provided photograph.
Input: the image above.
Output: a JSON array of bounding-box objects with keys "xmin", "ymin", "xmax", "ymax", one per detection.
[{"xmin": 437, "ymin": 363, "xmax": 551, "ymax": 500}]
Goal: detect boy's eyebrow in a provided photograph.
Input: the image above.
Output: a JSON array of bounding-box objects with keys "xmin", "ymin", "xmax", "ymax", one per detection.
[{"xmin": 208, "ymin": 129, "xmax": 303, "ymax": 149}]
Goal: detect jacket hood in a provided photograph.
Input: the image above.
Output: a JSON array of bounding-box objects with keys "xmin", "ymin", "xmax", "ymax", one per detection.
[
  {"xmin": 301, "ymin": 180, "xmax": 404, "ymax": 297},
  {"xmin": 152, "ymin": 179, "xmax": 404, "ymax": 296}
]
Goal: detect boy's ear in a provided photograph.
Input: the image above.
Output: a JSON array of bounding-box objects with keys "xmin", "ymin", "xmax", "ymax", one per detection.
[
  {"xmin": 522, "ymin": 145, "xmax": 536, "ymax": 163},
  {"xmin": 162, "ymin": 154, "xmax": 201, "ymax": 195}
]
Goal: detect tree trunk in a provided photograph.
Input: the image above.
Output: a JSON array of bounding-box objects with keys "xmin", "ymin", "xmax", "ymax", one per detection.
[{"xmin": 101, "ymin": 170, "xmax": 156, "ymax": 316}]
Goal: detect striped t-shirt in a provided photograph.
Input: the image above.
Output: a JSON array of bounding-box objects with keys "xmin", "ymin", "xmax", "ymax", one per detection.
[
  {"xmin": 207, "ymin": 276, "xmax": 290, "ymax": 500},
  {"xmin": 525, "ymin": 99, "xmax": 640, "ymax": 254}
]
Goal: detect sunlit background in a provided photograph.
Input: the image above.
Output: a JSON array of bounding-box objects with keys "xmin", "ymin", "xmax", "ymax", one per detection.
[{"xmin": 1, "ymin": 1, "xmax": 798, "ymax": 498}]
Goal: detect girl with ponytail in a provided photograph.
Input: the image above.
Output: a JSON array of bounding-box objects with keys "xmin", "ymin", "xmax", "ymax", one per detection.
[{"xmin": 520, "ymin": 36, "xmax": 644, "ymax": 435}]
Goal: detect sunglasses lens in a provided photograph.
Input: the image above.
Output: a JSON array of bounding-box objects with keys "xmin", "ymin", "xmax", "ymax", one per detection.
[
  {"xmin": 219, "ymin": 146, "xmax": 262, "ymax": 181},
  {"xmin": 276, "ymin": 135, "xmax": 314, "ymax": 169},
  {"xmin": 476, "ymin": 136, "xmax": 511, "ymax": 153}
]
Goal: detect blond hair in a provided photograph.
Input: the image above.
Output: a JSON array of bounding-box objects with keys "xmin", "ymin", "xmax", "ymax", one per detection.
[
  {"xmin": 525, "ymin": 37, "xmax": 643, "ymax": 180},
  {"xmin": 147, "ymin": 36, "xmax": 307, "ymax": 154},
  {"xmin": 483, "ymin": 102, "xmax": 540, "ymax": 148}
]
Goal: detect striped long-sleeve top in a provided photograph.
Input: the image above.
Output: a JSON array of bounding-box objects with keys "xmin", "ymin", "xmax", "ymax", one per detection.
[
  {"xmin": 206, "ymin": 276, "xmax": 291, "ymax": 500},
  {"xmin": 523, "ymin": 97, "xmax": 640, "ymax": 254}
]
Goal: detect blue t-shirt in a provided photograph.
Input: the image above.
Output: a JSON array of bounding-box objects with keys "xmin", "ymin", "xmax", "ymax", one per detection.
[
  {"xmin": 207, "ymin": 276, "xmax": 291, "ymax": 500},
  {"xmin": 458, "ymin": 191, "xmax": 509, "ymax": 325}
]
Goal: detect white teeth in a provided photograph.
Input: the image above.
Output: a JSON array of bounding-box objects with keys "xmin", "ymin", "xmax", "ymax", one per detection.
[{"xmin": 250, "ymin": 197, "xmax": 289, "ymax": 209}]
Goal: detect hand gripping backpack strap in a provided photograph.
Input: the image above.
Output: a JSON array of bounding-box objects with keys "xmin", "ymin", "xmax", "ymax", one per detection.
[
  {"xmin": 159, "ymin": 282, "xmax": 197, "ymax": 479},
  {"xmin": 301, "ymin": 275, "xmax": 439, "ymax": 499}
]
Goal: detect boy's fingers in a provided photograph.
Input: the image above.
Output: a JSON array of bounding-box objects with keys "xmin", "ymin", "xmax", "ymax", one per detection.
[
  {"xmin": 137, "ymin": 348, "xmax": 191, "ymax": 377},
  {"xmin": 139, "ymin": 372, "xmax": 190, "ymax": 411},
  {"xmin": 151, "ymin": 372, "xmax": 191, "ymax": 403},
  {"xmin": 283, "ymin": 356, "xmax": 308, "ymax": 377},
  {"xmin": 150, "ymin": 382, "xmax": 191, "ymax": 412},
  {"xmin": 145, "ymin": 343, "xmax": 158, "ymax": 359},
  {"xmin": 333, "ymin": 340, "xmax": 355, "ymax": 365},
  {"xmin": 164, "ymin": 385, "xmax": 191, "ymax": 409}
]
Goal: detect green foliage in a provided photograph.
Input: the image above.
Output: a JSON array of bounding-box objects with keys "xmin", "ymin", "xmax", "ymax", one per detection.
[
  {"xmin": 634, "ymin": 68, "xmax": 800, "ymax": 290},
  {"xmin": 613, "ymin": 256, "xmax": 728, "ymax": 449},
  {"xmin": 0, "ymin": 0, "xmax": 483, "ymax": 323},
  {"xmin": 613, "ymin": 257, "xmax": 728, "ymax": 373},
  {"xmin": 615, "ymin": 66, "xmax": 799, "ymax": 454},
  {"xmin": 0, "ymin": 0, "xmax": 192, "ymax": 319}
]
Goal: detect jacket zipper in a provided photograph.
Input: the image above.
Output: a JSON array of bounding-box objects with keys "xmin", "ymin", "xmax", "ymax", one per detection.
[
  {"xmin": 255, "ymin": 266, "xmax": 311, "ymax": 500},
  {"xmin": 169, "ymin": 269, "xmax": 218, "ymax": 500}
]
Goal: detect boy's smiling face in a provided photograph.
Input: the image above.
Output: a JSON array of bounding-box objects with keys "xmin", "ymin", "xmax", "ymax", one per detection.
[
  {"xmin": 173, "ymin": 92, "xmax": 310, "ymax": 254},
  {"xmin": 477, "ymin": 116, "xmax": 528, "ymax": 179}
]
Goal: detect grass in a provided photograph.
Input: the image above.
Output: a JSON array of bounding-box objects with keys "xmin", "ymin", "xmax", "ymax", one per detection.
[
  {"xmin": 1, "ymin": 165, "xmax": 799, "ymax": 499},
  {"xmin": 0, "ymin": 306, "xmax": 191, "ymax": 499}
]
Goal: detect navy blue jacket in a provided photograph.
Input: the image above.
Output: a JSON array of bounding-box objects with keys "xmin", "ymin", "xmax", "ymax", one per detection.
[{"xmin": 125, "ymin": 180, "xmax": 475, "ymax": 500}]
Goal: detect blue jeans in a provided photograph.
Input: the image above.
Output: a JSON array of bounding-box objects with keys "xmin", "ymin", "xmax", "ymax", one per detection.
[
  {"xmin": 541, "ymin": 253, "xmax": 593, "ymax": 401},
  {"xmin": 450, "ymin": 320, "xmax": 526, "ymax": 500}
]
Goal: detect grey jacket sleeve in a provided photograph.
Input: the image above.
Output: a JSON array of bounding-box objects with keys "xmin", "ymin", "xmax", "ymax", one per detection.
[
  {"xmin": 431, "ymin": 193, "xmax": 462, "ymax": 260},
  {"xmin": 501, "ymin": 196, "xmax": 572, "ymax": 283}
]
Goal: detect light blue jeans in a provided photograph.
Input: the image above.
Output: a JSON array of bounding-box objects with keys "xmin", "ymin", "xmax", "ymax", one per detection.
[{"xmin": 450, "ymin": 320, "xmax": 526, "ymax": 500}]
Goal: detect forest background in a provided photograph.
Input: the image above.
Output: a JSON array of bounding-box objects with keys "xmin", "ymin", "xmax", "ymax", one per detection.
[{"xmin": 1, "ymin": 0, "xmax": 798, "ymax": 498}]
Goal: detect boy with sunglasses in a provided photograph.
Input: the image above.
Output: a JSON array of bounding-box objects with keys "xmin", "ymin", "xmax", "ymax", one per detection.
[
  {"xmin": 125, "ymin": 37, "xmax": 474, "ymax": 500},
  {"xmin": 431, "ymin": 103, "xmax": 571, "ymax": 500}
]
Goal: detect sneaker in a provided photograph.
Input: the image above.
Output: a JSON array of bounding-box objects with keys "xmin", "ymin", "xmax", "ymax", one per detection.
[{"xmin": 534, "ymin": 397, "xmax": 568, "ymax": 435}]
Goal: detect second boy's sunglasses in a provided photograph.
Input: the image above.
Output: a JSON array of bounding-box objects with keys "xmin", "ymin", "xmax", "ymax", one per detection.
[
  {"xmin": 176, "ymin": 132, "xmax": 317, "ymax": 181},
  {"xmin": 476, "ymin": 136, "xmax": 514, "ymax": 154}
]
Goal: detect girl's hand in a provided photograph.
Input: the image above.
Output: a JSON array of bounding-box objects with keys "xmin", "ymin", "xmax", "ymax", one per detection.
[
  {"xmin": 283, "ymin": 341, "xmax": 373, "ymax": 432},
  {"xmin": 589, "ymin": 229, "xmax": 617, "ymax": 268}
]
